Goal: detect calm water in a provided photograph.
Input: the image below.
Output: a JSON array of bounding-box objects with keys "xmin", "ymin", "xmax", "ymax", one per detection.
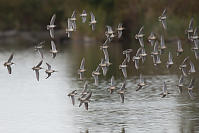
[{"xmin": 0, "ymin": 40, "xmax": 199, "ymax": 133}]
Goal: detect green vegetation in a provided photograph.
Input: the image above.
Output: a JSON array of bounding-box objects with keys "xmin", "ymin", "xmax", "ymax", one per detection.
[{"xmin": 0, "ymin": 0, "xmax": 199, "ymax": 40}]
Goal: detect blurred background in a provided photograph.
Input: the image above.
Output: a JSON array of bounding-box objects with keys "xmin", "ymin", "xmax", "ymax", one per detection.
[{"xmin": 0, "ymin": 0, "xmax": 199, "ymax": 42}]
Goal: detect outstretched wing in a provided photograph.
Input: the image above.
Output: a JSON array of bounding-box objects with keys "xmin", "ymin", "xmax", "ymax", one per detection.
[
  {"xmin": 8, "ymin": 53, "xmax": 14, "ymax": 62},
  {"xmin": 36, "ymin": 60, "xmax": 43, "ymax": 67},
  {"xmin": 80, "ymin": 58, "xmax": 85, "ymax": 69},
  {"xmin": 50, "ymin": 14, "xmax": 56, "ymax": 25},
  {"xmin": 46, "ymin": 63, "xmax": 51, "ymax": 70}
]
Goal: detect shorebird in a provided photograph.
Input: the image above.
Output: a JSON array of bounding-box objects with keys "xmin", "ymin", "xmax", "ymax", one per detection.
[
  {"xmin": 189, "ymin": 60, "xmax": 196, "ymax": 74},
  {"xmin": 187, "ymin": 79, "xmax": 194, "ymax": 99},
  {"xmin": 47, "ymin": 14, "xmax": 56, "ymax": 39},
  {"xmin": 32, "ymin": 60, "xmax": 43, "ymax": 81},
  {"xmin": 78, "ymin": 58, "xmax": 86, "ymax": 80},
  {"xmin": 116, "ymin": 23, "xmax": 124, "ymax": 38},
  {"xmin": 45, "ymin": 63, "xmax": 57, "ymax": 79},
  {"xmin": 155, "ymin": 55, "xmax": 162, "ymax": 66},
  {"xmin": 35, "ymin": 41, "xmax": 45, "ymax": 59},
  {"xmin": 161, "ymin": 81, "xmax": 169, "ymax": 98},
  {"xmin": 80, "ymin": 10, "xmax": 87, "ymax": 23},
  {"xmin": 135, "ymin": 26, "xmax": 145, "ymax": 47},
  {"xmin": 118, "ymin": 81, "xmax": 126, "ymax": 103},
  {"xmin": 70, "ymin": 10, "xmax": 77, "ymax": 31},
  {"xmin": 92, "ymin": 65, "xmax": 101, "ymax": 86},
  {"xmin": 68, "ymin": 90, "xmax": 77, "ymax": 105},
  {"xmin": 105, "ymin": 26, "xmax": 115, "ymax": 41},
  {"xmin": 123, "ymin": 49, "xmax": 133, "ymax": 62},
  {"xmin": 50, "ymin": 40, "xmax": 58, "ymax": 58},
  {"xmin": 136, "ymin": 74, "xmax": 146, "ymax": 91},
  {"xmin": 148, "ymin": 32, "xmax": 157, "ymax": 47},
  {"xmin": 79, "ymin": 91, "xmax": 92, "ymax": 110},
  {"xmin": 107, "ymin": 76, "xmax": 117, "ymax": 94},
  {"xmin": 159, "ymin": 9, "xmax": 167, "ymax": 30},
  {"xmin": 119, "ymin": 58, "xmax": 127, "ymax": 79},
  {"xmin": 166, "ymin": 52, "xmax": 173, "ymax": 69},
  {"xmin": 185, "ymin": 17, "xmax": 194, "ymax": 40},
  {"xmin": 177, "ymin": 75, "xmax": 184, "ymax": 93},
  {"xmin": 99, "ymin": 58, "xmax": 108, "ymax": 76},
  {"xmin": 66, "ymin": 18, "xmax": 74, "ymax": 38},
  {"xmin": 177, "ymin": 40, "xmax": 183, "ymax": 56},
  {"xmin": 4, "ymin": 53, "xmax": 14, "ymax": 74},
  {"xmin": 89, "ymin": 12, "xmax": 97, "ymax": 31}
]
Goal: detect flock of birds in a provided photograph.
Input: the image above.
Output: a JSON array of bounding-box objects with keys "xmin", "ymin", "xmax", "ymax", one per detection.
[{"xmin": 4, "ymin": 9, "xmax": 199, "ymax": 111}]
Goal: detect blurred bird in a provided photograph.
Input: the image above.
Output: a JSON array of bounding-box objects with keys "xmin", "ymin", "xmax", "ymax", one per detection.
[
  {"xmin": 136, "ymin": 74, "xmax": 146, "ymax": 91},
  {"xmin": 135, "ymin": 26, "xmax": 145, "ymax": 47},
  {"xmin": 78, "ymin": 58, "xmax": 86, "ymax": 80},
  {"xmin": 123, "ymin": 49, "xmax": 133, "ymax": 62},
  {"xmin": 159, "ymin": 9, "xmax": 167, "ymax": 30},
  {"xmin": 103, "ymin": 48, "xmax": 112, "ymax": 66},
  {"xmin": 66, "ymin": 18, "xmax": 74, "ymax": 38},
  {"xmin": 177, "ymin": 40, "xmax": 183, "ymax": 56},
  {"xmin": 70, "ymin": 10, "xmax": 77, "ymax": 31},
  {"xmin": 80, "ymin": 10, "xmax": 87, "ymax": 23},
  {"xmin": 185, "ymin": 17, "xmax": 194, "ymax": 40},
  {"xmin": 4, "ymin": 53, "xmax": 14, "ymax": 74},
  {"xmin": 92, "ymin": 65, "xmax": 101, "ymax": 86},
  {"xmin": 148, "ymin": 32, "xmax": 157, "ymax": 47},
  {"xmin": 119, "ymin": 58, "xmax": 127, "ymax": 79},
  {"xmin": 118, "ymin": 81, "xmax": 126, "ymax": 103},
  {"xmin": 68, "ymin": 90, "xmax": 77, "ymax": 105},
  {"xmin": 161, "ymin": 81, "xmax": 169, "ymax": 98},
  {"xmin": 32, "ymin": 60, "xmax": 43, "ymax": 81},
  {"xmin": 116, "ymin": 23, "xmax": 124, "ymax": 38},
  {"xmin": 45, "ymin": 63, "xmax": 57, "ymax": 79},
  {"xmin": 50, "ymin": 40, "xmax": 58, "ymax": 58},
  {"xmin": 151, "ymin": 41, "xmax": 159, "ymax": 56},
  {"xmin": 89, "ymin": 12, "xmax": 97, "ymax": 31},
  {"xmin": 47, "ymin": 14, "xmax": 56, "ymax": 39},
  {"xmin": 79, "ymin": 91, "xmax": 92, "ymax": 110},
  {"xmin": 35, "ymin": 41, "xmax": 45, "ymax": 59},
  {"xmin": 177, "ymin": 75, "xmax": 184, "ymax": 93},
  {"xmin": 187, "ymin": 79, "xmax": 194, "ymax": 99},
  {"xmin": 107, "ymin": 76, "xmax": 117, "ymax": 94}
]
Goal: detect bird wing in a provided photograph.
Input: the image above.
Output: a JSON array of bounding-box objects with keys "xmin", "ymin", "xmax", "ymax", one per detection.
[
  {"xmin": 138, "ymin": 38, "xmax": 144, "ymax": 47},
  {"xmin": 35, "ymin": 70, "xmax": 40, "ymax": 81},
  {"xmin": 90, "ymin": 12, "xmax": 95, "ymax": 21},
  {"xmin": 160, "ymin": 35, "xmax": 165, "ymax": 48},
  {"xmin": 122, "ymin": 58, "xmax": 127, "ymax": 65},
  {"xmin": 95, "ymin": 65, "xmax": 100, "ymax": 72},
  {"xmin": 162, "ymin": 82, "xmax": 167, "ymax": 93},
  {"xmin": 38, "ymin": 49, "xmax": 43, "ymax": 59},
  {"xmin": 189, "ymin": 61, "xmax": 195, "ymax": 72},
  {"xmin": 188, "ymin": 79, "xmax": 195, "ymax": 88},
  {"xmin": 7, "ymin": 66, "xmax": 11, "ymax": 74},
  {"xmin": 111, "ymin": 76, "xmax": 115, "ymax": 86},
  {"xmin": 45, "ymin": 73, "xmax": 51, "ymax": 79},
  {"xmin": 71, "ymin": 95, "xmax": 75, "ymax": 105},
  {"xmin": 179, "ymin": 75, "xmax": 184, "ymax": 85},
  {"xmin": 71, "ymin": 10, "xmax": 76, "ymax": 18},
  {"xmin": 50, "ymin": 14, "xmax": 56, "ymax": 25},
  {"xmin": 93, "ymin": 75, "xmax": 99, "ymax": 86},
  {"xmin": 8, "ymin": 53, "xmax": 14, "ymax": 62},
  {"xmin": 84, "ymin": 103, "xmax": 88, "ymax": 110},
  {"xmin": 162, "ymin": 9, "xmax": 167, "ymax": 17},
  {"xmin": 120, "ymin": 93, "xmax": 124, "ymax": 103},
  {"xmin": 138, "ymin": 26, "xmax": 144, "ymax": 34},
  {"xmin": 168, "ymin": 52, "xmax": 173, "ymax": 63},
  {"xmin": 161, "ymin": 19, "xmax": 167, "ymax": 29},
  {"xmin": 36, "ymin": 60, "xmax": 43, "ymax": 67},
  {"xmin": 136, "ymin": 47, "xmax": 142, "ymax": 57},
  {"xmin": 46, "ymin": 63, "xmax": 51, "ymax": 70},
  {"xmin": 50, "ymin": 29, "xmax": 55, "ymax": 38},
  {"xmin": 80, "ymin": 58, "xmax": 85, "ymax": 69},
  {"xmin": 51, "ymin": 40, "xmax": 57, "ymax": 51},
  {"xmin": 122, "ymin": 68, "xmax": 127, "ymax": 78},
  {"xmin": 188, "ymin": 17, "xmax": 194, "ymax": 30}
]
